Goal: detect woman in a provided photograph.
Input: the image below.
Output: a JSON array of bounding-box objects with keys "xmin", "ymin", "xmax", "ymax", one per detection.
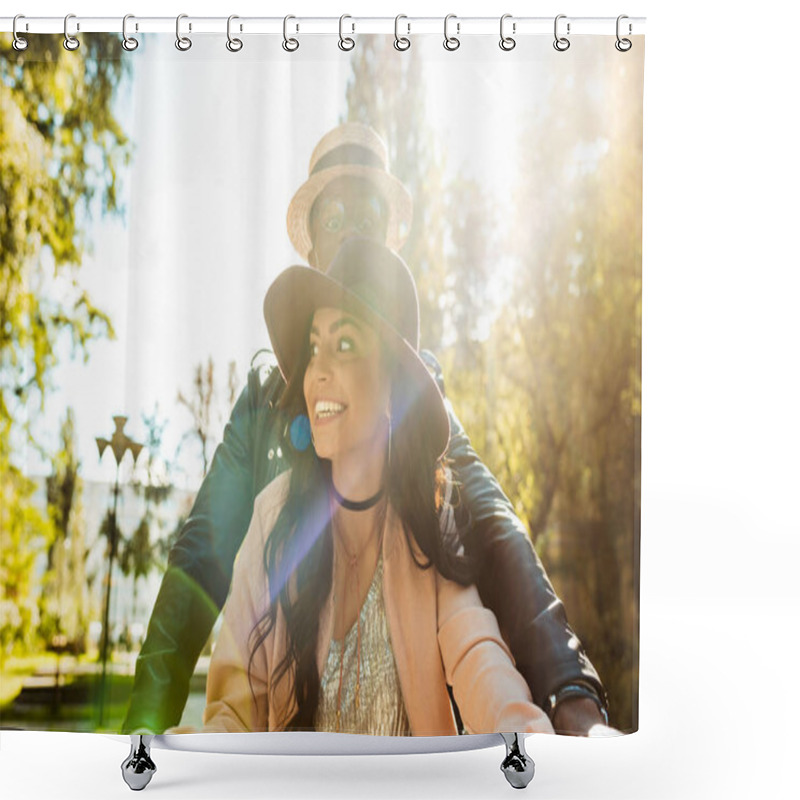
[{"xmin": 202, "ymin": 238, "xmax": 553, "ymax": 736}]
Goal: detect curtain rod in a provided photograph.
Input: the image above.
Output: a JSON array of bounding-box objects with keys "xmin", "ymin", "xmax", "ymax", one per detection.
[{"xmin": 1, "ymin": 16, "xmax": 646, "ymax": 37}]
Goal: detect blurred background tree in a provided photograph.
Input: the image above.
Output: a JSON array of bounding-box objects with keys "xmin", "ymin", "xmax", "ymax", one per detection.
[
  {"xmin": 346, "ymin": 41, "xmax": 641, "ymax": 731},
  {"xmin": 346, "ymin": 36, "xmax": 448, "ymax": 350},
  {"xmin": 176, "ymin": 358, "xmax": 240, "ymax": 479},
  {"xmin": 1, "ymin": 35, "xmax": 130, "ymax": 658},
  {"xmin": 40, "ymin": 408, "xmax": 89, "ymax": 654},
  {"xmin": 494, "ymin": 53, "xmax": 642, "ymax": 730},
  {"xmin": 121, "ymin": 406, "xmax": 180, "ymax": 634}
]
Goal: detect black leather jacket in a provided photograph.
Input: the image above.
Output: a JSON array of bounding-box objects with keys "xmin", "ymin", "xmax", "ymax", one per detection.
[{"xmin": 122, "ymin": 358, "xmax": 605, "ymax": 733}]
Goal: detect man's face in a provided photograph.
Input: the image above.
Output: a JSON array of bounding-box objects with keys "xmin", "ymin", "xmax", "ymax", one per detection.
[{"xmin": 308, "ymin": 176, "xmax": 389, "ymax": 270}]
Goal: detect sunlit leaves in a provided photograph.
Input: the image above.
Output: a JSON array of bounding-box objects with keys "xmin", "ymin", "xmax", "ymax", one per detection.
[
  {"xmin": 1, "ymin": 34, "xmax": 128, "ymax": 661},
  {"xmin": 0, "ymin": 34, "xmax": 128, "ymax": 432}
]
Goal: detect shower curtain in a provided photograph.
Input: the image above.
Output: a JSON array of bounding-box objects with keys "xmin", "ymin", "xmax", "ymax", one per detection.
[{"xmin": 0, "ymin": 24, "xmax": 643, "ymax": 739}]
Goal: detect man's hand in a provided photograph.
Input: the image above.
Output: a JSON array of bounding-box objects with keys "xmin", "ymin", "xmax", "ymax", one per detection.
[{"xmin": 552, "ymin": 696, "xmax": 619, "ymax": 736}]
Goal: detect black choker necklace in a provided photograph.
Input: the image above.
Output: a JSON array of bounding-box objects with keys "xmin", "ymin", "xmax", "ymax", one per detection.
[{"xmin": 330, "ymin": 481, "xmax": 385, "ymax": 512}]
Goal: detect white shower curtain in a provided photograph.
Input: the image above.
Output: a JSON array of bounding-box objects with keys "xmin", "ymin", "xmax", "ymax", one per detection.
[{"xmin": 1, "ymin": 23, "xmax": 642, "ymax": 739}]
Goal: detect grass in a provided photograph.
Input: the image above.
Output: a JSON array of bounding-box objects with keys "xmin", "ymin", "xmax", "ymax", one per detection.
[
  {"xmin": 0, "ymin": 653, "xmax": 62, "ymax": 705},
  {"xmin": 1, "ymin": 651, "xmax": 209, "ymax": 733},
  {"xmin": 0, "ymin": 653, "xmax": 132, "ymax": 732}
]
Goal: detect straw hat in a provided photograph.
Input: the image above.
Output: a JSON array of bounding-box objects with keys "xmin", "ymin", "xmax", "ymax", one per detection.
[
  {"xmin": 263, "ymin": 238, "xmax": 450, "ymax": 460},
  {"xmin": 286, "ymin": 123, "xmax": 413, "ymax": 260}
]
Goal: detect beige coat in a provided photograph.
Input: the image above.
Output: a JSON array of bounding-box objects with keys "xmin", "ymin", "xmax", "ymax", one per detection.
[{"xmin": 203, "ymin": 471, "xmax": 554, "ymax": 736}]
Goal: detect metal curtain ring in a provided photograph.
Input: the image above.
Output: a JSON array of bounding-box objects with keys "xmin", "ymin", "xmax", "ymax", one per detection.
[
  {"xmin": 553, "ymin": 14, "xmax": 570, "ymax": 52},
  {"xmin": 615, "ymin": 14, "xmax": 632, "ymax": 52},
  {"xmin": 338, "ymin": 15, "xmax": 355, "ymax": 51},
  {"xmin": 63, "ymin": 13, "xmax": 80, "ymax": 51},
  {"xmin": 176, "ymin": 14, "xmax": 192, "ymax": 51},
  {"xmin": 12, "ymin": 14, "xmax": 28, "ymax": 51},
  {"xmin": 443, "ymin": 14, "xmax": 460, "ymax": 51},
  {"xmin": 394, "ymin": 15, "xmax": 410, "ymax": 51},
  {"xmin": 122, "ymin": 14, "xmax": 139, "ymax": 51},
  {"xmin": 226, "ymin": 15, "xmax": 243, "ymax": 52},
  {"xmin": 499, "ymin": 14, "xmax": 516, "ymax": 51},
  {"xmin": 283, "ymin": 15, "xmax": 299, "ymax": 52}
]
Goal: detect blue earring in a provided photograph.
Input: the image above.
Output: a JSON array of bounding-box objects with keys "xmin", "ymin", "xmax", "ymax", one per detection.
[{"xmin": 290, "ymin": 414, "xmax": 312, "ymax": 451}]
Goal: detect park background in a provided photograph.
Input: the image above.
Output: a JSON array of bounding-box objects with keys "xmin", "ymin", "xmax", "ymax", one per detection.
[
  {"xmin": 1, "ymin": 22, "xmax": 642, "ymax": 734},
  {"xmin": 2, "ymin": 1, "xmax": 800, "ymax": 800}
]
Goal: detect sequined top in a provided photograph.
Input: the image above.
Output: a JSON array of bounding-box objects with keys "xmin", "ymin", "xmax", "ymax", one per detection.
[{"xmin": 315, "ymin": 555, "xmax": 411, "ymax": 735}]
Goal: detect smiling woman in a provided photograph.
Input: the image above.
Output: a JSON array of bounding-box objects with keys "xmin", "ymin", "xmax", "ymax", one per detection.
[
  {"xmin": 201, "ymin": 238, "xmax": 554, "ymax": 738},
  {"xmin": 0, "ymin": 16, "xmax": 648, "ymax": 794},
  {"xmin": 304, "ymin": 307, "xmax": 391, "ymax": 489}
]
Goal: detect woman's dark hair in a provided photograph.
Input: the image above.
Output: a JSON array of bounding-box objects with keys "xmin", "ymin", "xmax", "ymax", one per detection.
[{"xmin": 248, "ymin": 328, "xmax": 474, "ymax": 731}]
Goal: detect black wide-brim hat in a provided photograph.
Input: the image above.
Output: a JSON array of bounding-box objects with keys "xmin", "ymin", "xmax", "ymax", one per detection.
[{"xmin": 263, "ymin": 238, "xmax": 450, "ymax": 460}]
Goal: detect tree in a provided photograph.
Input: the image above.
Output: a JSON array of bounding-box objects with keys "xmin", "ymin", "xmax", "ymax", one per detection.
[
  {"xmin": 0, "ymin": 34, "xmax": 129, "ymax": 437},
  {"xmin": 176, "ymin": 358, "xmax": 240, "ymax": 479},
  {"xmin": 39, "ymin": 408, "xmax": 89, "ymax": 652},
  {"xmin": 493, "ymin": 49, "xmax": 643, "ymax": 730},
  {"xmin": 344, "ymin": 37, "xmax": 642, "ymax": 730},
  {"xmin": 121, "ymin": 407, "xmax": 176, "ymax": 624},
  {"xmin": 177, "ymin": 359, "xmax": 214, "ymax": 478},
  {"xmin": 0, "ymin": 445, "xmax": 50, "ymax": 664},
  {"xmin": 437, "ymin": 178, "xmax": 497, "ymax": 463},
  {"xmin": 346, "ymin": 37, "xmax": 449, "ymax": 351},
  {"xmin": 1, "ymin": 35, "xmax": 130, "ymax": 661}
]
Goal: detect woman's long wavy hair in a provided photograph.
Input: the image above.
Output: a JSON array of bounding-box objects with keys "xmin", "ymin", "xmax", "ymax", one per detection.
[{"xmin": 247, "ymin": 329, "xmax": 474, "ymax": 731}]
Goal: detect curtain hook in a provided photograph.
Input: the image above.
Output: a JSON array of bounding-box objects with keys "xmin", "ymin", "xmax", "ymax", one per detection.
[
  {"xmin": 175, "ymin": 14, "xmax": 192, "ymax": 51},
  {"xmin": 122, "ymin": 14, "xmax": 139, "ymax": 51},
  {"xmin": 499, "ymin": 14, "xmax": 516, "ymax": 51},
  {"xmin": 226, "ymin": 15, "xmax": 243, "ymax": 52},
  {"xmin": 338, "ymin": 14, "xmax": 355, "ymax": 51},
  {"xmin": 63, "ymin": 13, "xmax": 80, "ymax": 51},
  {"xmin": 283, "ymin": 15, "xmax": 299, "ymax": 52},
  {"xmin": 443, "ymin": 14, "xmax": 460, "ymax": 51},
  {"xmin": 553, "ymin": 14, "xmax": 570, "ymax": 52},
  {"xmin": 12, "ymin": 14, "xmax": 28, "ymax": 51},
  {"xmin": 615, "ymin": 15, "xmax": 632, "ymax": 52},
  {"xmin": 394, "ymin": 15, "xmax": 411, "ymax": 51}
]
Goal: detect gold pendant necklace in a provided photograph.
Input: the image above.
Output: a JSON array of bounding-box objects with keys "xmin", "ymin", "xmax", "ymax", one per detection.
[{"xmin": 332, "ymin": 499, "xmax": 387, "ymax": 732}]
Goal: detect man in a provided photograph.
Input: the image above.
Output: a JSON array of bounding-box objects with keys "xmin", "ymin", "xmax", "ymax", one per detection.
[{"xmin": 122, "ymin": 123, "xmax": 610, "ymax": 736}]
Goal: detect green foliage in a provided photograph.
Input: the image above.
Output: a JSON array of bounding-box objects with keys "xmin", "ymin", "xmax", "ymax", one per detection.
[
  {"xmin": 0, "ymin": 34, "xmax": 128, "ymax": 433},
  {"xmin": 39, "ymin": 409, "xmax": 89, "ymax": 652},
  {"xmin": 46, "ymin": 409, "xmax": 79, "ymax": 541},
  {"xmin": 0, "ymin": 34, "xmax": 129, "ymax": 663},
  {"xmin": 347, "ymin": 39, "xmax": 642, "ymax": 730},
  {"xmin": 0, "ymin": 424, "xmax": 51, "ymax": 663},
  {"xmin": 133, "ymin": 406, "xmax": 174, "ymax": 511},
  {"xmin": 489, "ymin": 53, "xmax": 643, "ymax": 730},
  {"xmin": 121, "ymin": 407, "xmax": 178, "ymax": 617},
  {"xmin": 120, "ymin": 518, "xmax": 154, "ymax": 583}
]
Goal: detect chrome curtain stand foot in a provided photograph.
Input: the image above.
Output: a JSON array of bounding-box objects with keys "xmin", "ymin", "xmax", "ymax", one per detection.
[
  {"xmin": 500, "ymin": 732, "xmax": 535, "ymax": 789},
  {"xmin": 121, "ymin": 735, "xmax": 157, "ymax": 791}
]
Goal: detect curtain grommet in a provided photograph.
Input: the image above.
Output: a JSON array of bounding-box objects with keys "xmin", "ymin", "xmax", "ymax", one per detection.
[
  {"xmin": 499, "ymin": 14, "xmax": 516, "ymax": 51},
  {"xmin": 63, "ymin": 13, "xmax": 80, "ymax": 51},
  {"xmin": 12, "ymin": 14, "xmax": 28, "ymax": 51},
  {"xmin": 553, "ymin": 14, "xmax": 570, "ymax": 52},
  {"xmin": 338, "ymin": 15, "xmax": 355, "ymax": 51},
  {"xmin": 283, "ymin": 15, "xmax": 299, "ymax": 52},
  {"xmin": 615, "ymin": 15, "xmax": 632, "ymax": 52},
  {"xmin": 394, "ymin": 15, "xmax": 411, "ymax": 51},
  {"xmin": 122, "ymin": 14, "xmax": 139, "ymax": 52},
  {"xmin": 175, "ymin": 14, "xmax": 192, "ymax": 51},
  {"xmin": 226, "ymin": 15, "xmax": 243, "ymax": 52},
  {"xmin": 444, "ymin": 14, "xmax": 460, "ymax": 51}
]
